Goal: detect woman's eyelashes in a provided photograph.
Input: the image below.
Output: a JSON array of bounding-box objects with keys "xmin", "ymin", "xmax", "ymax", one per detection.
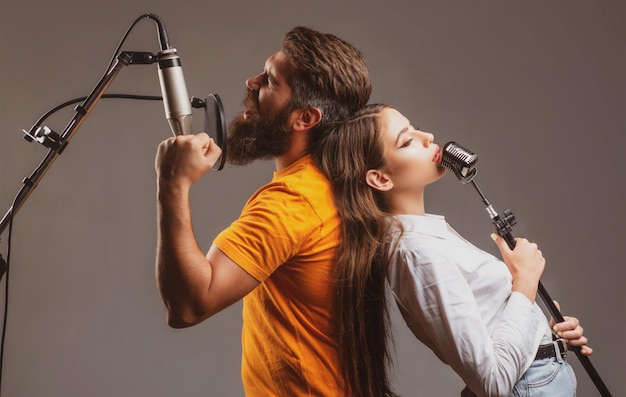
[{"xmin": 399, "ymin": 137, "xmax": 413, "ymax": 148}]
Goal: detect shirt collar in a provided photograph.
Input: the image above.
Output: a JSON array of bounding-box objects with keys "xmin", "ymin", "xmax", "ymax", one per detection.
[
  {"xmin": 393, "ymin": 213, "xmax": 449, "ymax": 239},
  {"xmin": 274, "ymin": 154, "xmax": 312, "ymax": 178}
]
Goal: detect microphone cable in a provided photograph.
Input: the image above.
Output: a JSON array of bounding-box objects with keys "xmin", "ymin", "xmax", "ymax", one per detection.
[
  {"xmin": 0, "ymin": 92, "xmax": 164, "ymax": 393},
  {"xmin": 0, "ymin": 12, "xmax": 172, "ymax": 394}
]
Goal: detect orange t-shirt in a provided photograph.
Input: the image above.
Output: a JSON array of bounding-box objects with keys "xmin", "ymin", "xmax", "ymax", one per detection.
[{"xmin": 214, "ymin": 155, "xmax": 344, "ymax": 396}]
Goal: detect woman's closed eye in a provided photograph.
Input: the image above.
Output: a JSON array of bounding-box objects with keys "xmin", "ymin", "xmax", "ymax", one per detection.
[{"xmin": 399, "ymin": 137, "xmax": 413, "ymax": 148}]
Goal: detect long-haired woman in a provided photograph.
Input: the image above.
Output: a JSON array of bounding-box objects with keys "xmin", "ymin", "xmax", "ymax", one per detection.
[{"xmin": 313, "ymin": 104, "xmax": 592, "ymax": 397}]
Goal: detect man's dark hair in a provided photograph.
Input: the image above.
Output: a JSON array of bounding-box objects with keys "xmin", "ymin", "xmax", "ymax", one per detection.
[
  {"xmin": 283, "ymin": 27, "xmax": 397, "ymax": 397},
  {"xmin": 281, "ymin": 26, "xmax": 371, "ymax": 151}
]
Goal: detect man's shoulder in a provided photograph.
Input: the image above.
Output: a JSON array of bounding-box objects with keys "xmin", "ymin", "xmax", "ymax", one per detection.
[
  {"xmin": 245, "ymin": 157, "xmax": 335, "ymax": 225},
  {"xmin": 270, "ymin": 156, "xmax": 332, "ymax": 200}
]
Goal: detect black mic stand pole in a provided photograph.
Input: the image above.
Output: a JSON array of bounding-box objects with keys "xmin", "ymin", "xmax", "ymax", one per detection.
[
  {"xmin": 0, "ymin": 51, "xmax": 159, "ymax": 284},
  {"xmin": 467, "ymin": 178, "xmax": 612, "ymax": 397},
  {"xmin": 0, "ymin": 51, "xmax": 156, "ymax": 239}
]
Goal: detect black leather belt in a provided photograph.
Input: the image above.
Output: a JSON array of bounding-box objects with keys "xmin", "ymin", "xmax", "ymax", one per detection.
[
  {"xmin": 461, "ymin": 339, "xmax": 569, "ymax": 397},
  {"xmin": 535, "ymin": 338, "xmax": 567, "ymax": 360}
]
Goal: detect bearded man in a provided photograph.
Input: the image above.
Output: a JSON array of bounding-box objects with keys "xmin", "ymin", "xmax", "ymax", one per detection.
[{"xmin": 154, "ymin": 27, "xmax": 393, "ymax": 397}]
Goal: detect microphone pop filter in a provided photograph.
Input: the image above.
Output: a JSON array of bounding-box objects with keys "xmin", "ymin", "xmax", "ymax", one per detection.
[{"xmin": 203, "ymin": 93, "xmax": 227, "ymax": 170}]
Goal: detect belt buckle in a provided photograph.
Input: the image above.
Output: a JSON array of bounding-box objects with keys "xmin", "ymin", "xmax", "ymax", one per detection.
[{"xmin": 554, "ymin": 338, "xmax": 567, "ymax": 358}]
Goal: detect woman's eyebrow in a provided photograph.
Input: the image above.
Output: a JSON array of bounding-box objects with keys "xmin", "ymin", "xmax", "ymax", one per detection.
[{"xmin": 395, "ymin": 127, "xmax": 409, "ymax": 146}]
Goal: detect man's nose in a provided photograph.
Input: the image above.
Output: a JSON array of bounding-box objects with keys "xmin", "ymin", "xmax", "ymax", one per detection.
[{"xmin": 246, "ymin": 73, "xmax": 263, "ymax": 91}]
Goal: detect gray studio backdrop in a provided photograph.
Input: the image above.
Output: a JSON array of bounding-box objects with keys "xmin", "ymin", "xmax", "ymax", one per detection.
[{"xmin": 0, "ymin": 1, "xmax": 623, "ymax": 396}]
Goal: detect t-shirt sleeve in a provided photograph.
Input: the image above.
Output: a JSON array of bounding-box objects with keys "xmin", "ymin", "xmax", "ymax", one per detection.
[{"xmin": 213, "ymin": 183, "xmax": 321, "ymax": 282}]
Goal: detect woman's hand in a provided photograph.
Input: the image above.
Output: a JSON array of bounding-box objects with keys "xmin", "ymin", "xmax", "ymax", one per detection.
[
  {"xmin": 550, "ymin": 301, "xmax": 593, "ymax": 356},
  {"xmin": 492, "ymin": 233, "xmax": 545, "ymax": 302}
]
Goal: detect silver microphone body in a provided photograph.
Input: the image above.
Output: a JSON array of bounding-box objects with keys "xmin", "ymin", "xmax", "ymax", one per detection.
[
  {"xmin": 157, "ymin": 48, "xmax": 193, "ymax": 136},
  {"xmin": 440, "ymin": 141, "xmax": 478, "ymax": 183}
]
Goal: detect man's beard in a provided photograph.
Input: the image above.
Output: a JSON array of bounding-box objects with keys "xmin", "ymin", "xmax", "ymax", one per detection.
[{"xmin": 226, "ymin": 89, "xmax": 294, "ymax": 166}]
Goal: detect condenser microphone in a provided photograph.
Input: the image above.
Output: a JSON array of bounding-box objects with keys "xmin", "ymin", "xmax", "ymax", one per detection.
[
  {"xmin": 440, "ymin": 141, "xmax": 478, "ymax": 183},
  {"xmin": 156, "ymin": 48, "xmax": 192, "ymax": 136},
  {"xmin": 152, "ymin": 14, "xmax": 192, "ymax": 136}
]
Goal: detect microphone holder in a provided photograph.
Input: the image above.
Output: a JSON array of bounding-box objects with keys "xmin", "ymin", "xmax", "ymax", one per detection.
[{"xmin": 464, "ymin": 177, "xmax": 612, "ymax": 397}]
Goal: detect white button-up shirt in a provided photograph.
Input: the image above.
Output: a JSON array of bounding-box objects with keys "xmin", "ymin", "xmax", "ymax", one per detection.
[{"xmin": 388, "ymin": 214, "xmax": 552, "ymax": 397}]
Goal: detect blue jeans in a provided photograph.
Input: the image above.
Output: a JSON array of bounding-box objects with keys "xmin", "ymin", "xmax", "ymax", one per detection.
[
  {"xmin": 512, "ymin": 356, "xmax": 577, "ymax": 397},
  {"xmin": 460, "ymin": 356, "xmax": 577, "ymax": 397}
]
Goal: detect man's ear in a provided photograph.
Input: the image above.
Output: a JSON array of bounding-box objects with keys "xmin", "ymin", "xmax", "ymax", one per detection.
[
  {"xmin": 365, "ymin": 169, "xmax": 393, "ymax": 192},
  {"xmin": 292, "ymin": 107, "xmax": 322, "ymax": 132}
]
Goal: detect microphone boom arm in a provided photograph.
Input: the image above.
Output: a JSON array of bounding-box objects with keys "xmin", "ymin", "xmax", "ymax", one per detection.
[{"xmin": 0, "ymin": 51, "xmax": 155, "ymax": 236}]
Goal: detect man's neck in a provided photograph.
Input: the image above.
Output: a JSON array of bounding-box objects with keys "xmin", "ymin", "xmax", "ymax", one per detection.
[
  {"xmin": 274, "ymin": 131, "xmax": 309, "ymax": 171},
  {"xmin": 274, "ymin": 150, "xmax": 308, "ymax": 171}
]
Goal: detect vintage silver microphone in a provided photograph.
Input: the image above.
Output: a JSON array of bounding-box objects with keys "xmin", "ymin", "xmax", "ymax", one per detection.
[{"xmin": 440, "ymin": 141, "xmax": 478, "ymax": 183}]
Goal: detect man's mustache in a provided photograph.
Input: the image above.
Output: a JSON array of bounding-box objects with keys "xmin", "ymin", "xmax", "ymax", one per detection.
[{"xmin": 243, "ymin": 89, "xmax": 259, "ymax": 113}]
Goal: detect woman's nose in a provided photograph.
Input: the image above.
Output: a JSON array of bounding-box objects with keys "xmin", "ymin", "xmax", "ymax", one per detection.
[{"xmin": 419, "ymin": 131, "xmax": 434, "ymax": 146}]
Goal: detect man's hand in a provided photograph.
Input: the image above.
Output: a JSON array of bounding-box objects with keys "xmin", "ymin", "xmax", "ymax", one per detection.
[{"xmin": 155, "ymin": 133, "xmax": 222, "ymax": 188}]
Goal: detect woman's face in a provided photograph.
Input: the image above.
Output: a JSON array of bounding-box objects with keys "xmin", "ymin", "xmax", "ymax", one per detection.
[{"xmin": 376, "ymin": 107, "xmax": 446, "ymax": 194}]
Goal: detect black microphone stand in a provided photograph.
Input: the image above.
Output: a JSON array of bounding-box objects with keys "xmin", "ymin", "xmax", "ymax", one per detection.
[
  {"xmin": 458, "ymin": 174, "xmax": 612, "ymax": 397},
  {"xmin": 0, "ymin": 50, "xmax": 157, "ymax": 269},
  {"xmin": 0, "ymin": 49, "xmax": 155, "ymax": 395}
]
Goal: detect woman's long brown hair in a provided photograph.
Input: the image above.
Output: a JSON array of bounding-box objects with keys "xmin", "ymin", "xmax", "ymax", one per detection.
[{"xmin": 313, "ymin": 104, "xmax": 398, "ymax": 397}]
